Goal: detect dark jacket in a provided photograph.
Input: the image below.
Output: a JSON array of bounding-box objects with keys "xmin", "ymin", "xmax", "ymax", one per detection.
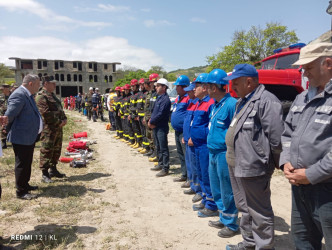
[{"xmin": 150, "ymin": 93, "xmax": 171, "ymax": 128}]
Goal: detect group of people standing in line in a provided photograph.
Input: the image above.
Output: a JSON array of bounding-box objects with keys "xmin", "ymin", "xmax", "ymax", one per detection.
[
  {"xmin": 0, "ymin": 38, "xmax": 330, "ymax": 250},
  {"xmin": 103, "ymin": 40, "xmax": 332, "ymax": 250}
]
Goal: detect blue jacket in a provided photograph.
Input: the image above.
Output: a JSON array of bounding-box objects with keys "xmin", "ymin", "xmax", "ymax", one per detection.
[
  {"xmin": 190, "ymin": 95, "xmax": 215, "ymax": 146},
  {"xmin": 171, "ymin": 94, "xmax": 190, "ymax": 132},
  {"xmin": 150, "ymin": 93, "xmax": 171, "ymax": 128},
  {"xmin": 5, "ymin": 86, "xmax": 41, "ymax": 145},
  {"xmin": 207, "ymin": 93, "xmax": 237, "ymax": 154},
  {"xmin": 183, "ymin": 98, "xmax": 198, "ymax": 143}
]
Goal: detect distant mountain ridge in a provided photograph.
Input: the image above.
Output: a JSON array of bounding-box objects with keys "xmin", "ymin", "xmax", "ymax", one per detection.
[{"xmin": 168, "ymin": 65, "xmax": 208, "ymax": 80}]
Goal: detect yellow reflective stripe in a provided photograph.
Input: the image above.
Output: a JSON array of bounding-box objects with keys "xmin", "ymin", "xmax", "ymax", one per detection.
[
  {"xmin": 138, "ymin": 113, "xmax": 145, "ymax": 116},
  {"xmin": 136, "ymin": 135, "xmax": 143, "ymax": 138},
  {"xmin": 142, "ymin": 142, "xmax": 150, "ymax": 146},
  {"xmin": 137, "ymin": 99, "xmax": 143, "ymax": 103}
]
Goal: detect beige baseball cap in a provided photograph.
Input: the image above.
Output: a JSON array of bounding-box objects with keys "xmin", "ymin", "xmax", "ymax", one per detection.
[{"xmin": 293, "ymin": 42, "xmax": 332, "ymax": 66}]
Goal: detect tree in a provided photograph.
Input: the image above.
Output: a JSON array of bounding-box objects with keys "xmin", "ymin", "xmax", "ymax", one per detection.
[
  {"xmin": 206, "ymin": 22, "xmax": 299, "ymax": 72},
  {"xmin": 0, "ymin": 63, "xmax": 14, "ymax": 83}
]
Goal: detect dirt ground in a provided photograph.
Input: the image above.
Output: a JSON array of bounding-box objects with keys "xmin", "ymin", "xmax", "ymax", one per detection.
[{"xmin": 1, "ymin": 110, "xmax": 295, "ymax": 249}]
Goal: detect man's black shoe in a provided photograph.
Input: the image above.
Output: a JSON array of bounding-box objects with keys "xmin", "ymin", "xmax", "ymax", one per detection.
[
  {"xmin": 143, "ymin": 150, "xmax": 154, "ymax": 157},
  {"xmin": 183, "ymin": 188, "xmax": 195, "ymax": 195},
  {"xmin": 181, "ymin": 181, "xmax": 190, "ymax": 188},
  {"xmin": 156, "ymin": 169, "xmax": 169, "ymax": 177},
  {"xmin": 16, "ymin": 193, "xmax": 37, "ymax": 200},
  {"xmin": 173, "ymin": 176, "xmax": 187, "ymax": 182},
  {"xmin": 208, "ymin": 220, "xmax": 224, "ymax": 229},
  {"xmin": 150, "ymin": 166, "xmax": 162, "ymax": 171},
  {"xmin": 197, "ymin": 208, "xmax": 219, "ymax": 218},
  {"xmin": 193, "ymin": 203, "xmax": 205, "ymax": 211},
  {"xmin": 218, "ymin": 227, "xmax": 237, "ymax": 238},
  {"xmin": 226, "ymin": 242, "xmax": 255, "ymax": 250},
  {"xmin": 192, "ymin": 193, "xmax": 203, "ymax": 203},
  {"xmin": 42, "ymin": 174, "xmax": 53, "ymax": 183},
  {"xmin": 49, "ymin": 170, "xmax": 66, "ymax": 178},
  {"xmin": 27, "ymin": 185, "xmax": 39, "ymax": 191}
]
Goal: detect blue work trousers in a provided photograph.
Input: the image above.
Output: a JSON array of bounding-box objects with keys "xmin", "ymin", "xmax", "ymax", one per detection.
[
  {"xmin": 186, "ymin": 144, "xmax": 201, "ymax": 194},
  {"xmin": 175, "ymin": 131, "xmax": 186, "ymax": 178},
  {"xmin": 153, "ymin": 126, "xmax": 169, "ymax": 171},
  {"xmin": 291, "ymin": 183, "xmax": 332, "ymax": 249},
  {"xmin": 194, "ymin": 144, "xmax": 217, "ymax": 211},
  {"xmin": 209, "ymin": 151, "xmax": 238, "ymax": 231}
]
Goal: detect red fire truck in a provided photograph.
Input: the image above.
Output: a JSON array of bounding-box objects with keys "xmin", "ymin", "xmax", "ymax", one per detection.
[{"xmin": 228, "ymin": 43, "xmax": 308, "ymax": 116}]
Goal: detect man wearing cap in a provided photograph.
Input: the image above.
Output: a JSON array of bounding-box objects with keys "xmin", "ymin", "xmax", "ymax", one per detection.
[
  {"xmin": 224, "ymin": 64, "xmax": 283, "ymax": 250},
  {"xmin": 85, "ymin": 87, "xmax": 94, "ymax": 121},
  {"xmin": 190, "ymin": 77, "xmax": 218, "ymax": 218},
  {"xmin": 280, "ymin": 42, "xmax": 332, "ymax": 249},
  {"xmin": 0, "ymin": 84, "xmax": 11, "ymax": 149},
  {"xmin": 182, "ymin": 75, "xmax": 204, "ymax": 201},
  {"xmin": 36, "ymin": 76, "xmax": 67, "ymax": 183},
  {"xmin": 149, "ymin": 78, "xmax": 171, "ymax": 177},
  {"xmin": 171, "ymin": 75, "xmax": 190, "ymax": 183},
  {"xmin": 4, "ymin": 74, "xmax": 42, "ymax": 200},
  {"xmin": 206, "ymin": 69, "xmax": 238, "ymax": 238}
]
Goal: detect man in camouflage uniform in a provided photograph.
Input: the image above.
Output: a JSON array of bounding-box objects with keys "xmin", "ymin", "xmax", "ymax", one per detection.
[
  {"xmin": 85, "ymin": 87, "xmax": 94, "ymax": 120},
  {"xmin": 0, "ymin": 84, "xmax": 11, "ymax": 149},
  {"xmin": 36, "ymin": 76, "xmax": 67, "ymax": 183}
]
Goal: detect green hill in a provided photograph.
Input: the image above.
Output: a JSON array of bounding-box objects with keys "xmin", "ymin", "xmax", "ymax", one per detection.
[{"xmin": 168, "ymin": 65, "xmax": 208, "ymax": 80}]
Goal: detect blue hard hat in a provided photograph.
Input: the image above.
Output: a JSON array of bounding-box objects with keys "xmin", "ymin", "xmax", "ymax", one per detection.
[
  {"xmin": 207, "ymin": 69, "xmax": 229, "ymax": 85},
  {"xmin": 184, "ymin": 83, "xmax": 195, "ymax": 92},
  {"xmin": 174, "ymin": 75, "xmax": 190, "ymax": 86},
  {"xmin": 193, "ymin": 73, "xmax": 208, "ymax": 84}
]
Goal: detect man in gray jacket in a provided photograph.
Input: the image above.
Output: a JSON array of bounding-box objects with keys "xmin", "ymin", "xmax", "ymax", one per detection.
[
  {"xmin": 280, "ymin": 42, "xmax": 332, "ymax": 249},
  {"xmin": 224, "ymin": 64, "xmax": 284, "ymax": 250}
]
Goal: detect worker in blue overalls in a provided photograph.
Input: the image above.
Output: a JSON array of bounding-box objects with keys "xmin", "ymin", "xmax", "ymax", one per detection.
[
  {"xmin": 190, "ymin": 74, "xmax": 218, "ymax": 217},
  {"xmin": 182, "ymin": 74, "xmax": 207, "ymax": 204},
  {"xmin": 171, "ymin": 75, "xmax": 190, "ymax": 183},
  {"xmin": 206, "ymin": 69, "xmax": 238, "ymax": 238}
]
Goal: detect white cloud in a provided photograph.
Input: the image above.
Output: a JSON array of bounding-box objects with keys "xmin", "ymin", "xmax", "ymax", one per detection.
[
  {"xmin": 0, "ymin": 25, "xmax": 6, "ymax": 30},
  {"xmin": 0, "ymin": 0, "xmax": 111, "ymax": 29},
  {"xmin": 0, "ymin": 36, "xmax": 164, "ymax": 71},
  {"xmin": 74, "ymin": 4, "xmax": 130, "ymax": 13},
  {"xmin": 190, "ymin": 17, "xmax": 207, "ymax": 24},
  {"xmin": 144, "ymin": 19, "xmax": 175, "ymax": 28}
]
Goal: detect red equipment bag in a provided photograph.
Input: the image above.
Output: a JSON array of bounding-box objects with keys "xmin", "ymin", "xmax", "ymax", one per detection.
[
  {"xmin": 73, "ymin": 132, "xmax": 88, "ymax": 138},
  {"xmin": 59, "ymin": 157, "xmax": 74, "ymax": 163},
  {"xmin": 66, "ymin": 141, "xmax": 88, "ymax": 152}
]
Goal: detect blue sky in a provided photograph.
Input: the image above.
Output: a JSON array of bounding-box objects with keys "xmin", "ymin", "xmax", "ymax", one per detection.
[{"xmin": 0, "ymin": 0, "xmax": 329, "ymax": 71}]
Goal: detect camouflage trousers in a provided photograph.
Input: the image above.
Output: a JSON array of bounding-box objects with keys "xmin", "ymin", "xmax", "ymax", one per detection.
[
  {"xmin": 39, "ymin": 128, "xmax": 63, "ymax": 170},
  {"xmin": 86, "ymin": 106, "xmax": 92, "ymax": 120}
]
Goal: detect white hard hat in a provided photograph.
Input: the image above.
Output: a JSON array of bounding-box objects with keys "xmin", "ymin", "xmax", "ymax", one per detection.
[
  {"xmin": 89, "ymin": 87, "xmax": 93, "ymax": 90},
  {"xmin": 96, "ymin": 88, "xmax": 99, "ymax": 91},
  {"xmin": 154, "ymin": 78, "xmax": 169, "ymax": 87}
]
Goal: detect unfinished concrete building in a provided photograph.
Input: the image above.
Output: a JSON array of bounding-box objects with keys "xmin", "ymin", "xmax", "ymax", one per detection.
[{"xmin": 9, "ymin": 57, "xmax": 121, "ymax": 97}]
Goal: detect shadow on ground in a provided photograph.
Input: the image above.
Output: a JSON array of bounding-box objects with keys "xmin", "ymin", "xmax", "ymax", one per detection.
[{"xmin": 67, "ymin": 172, "xmax": 111, "ymax": 182}]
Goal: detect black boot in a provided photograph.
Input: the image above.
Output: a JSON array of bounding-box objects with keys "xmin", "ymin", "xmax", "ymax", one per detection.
[
  {"xmin": 42, "ymin": 170, "xmax": 53, "ymax": 183},
  {"xmin": 143, "ymin": 149, "xmax": 154, "ymax": 156},
  {"xmin": 1, "ymin": 139, "xmax": 7, "ymax": 149},
  {"xmin": 49, "ymin": 167, "xmax": 66, "ymax": 178}
]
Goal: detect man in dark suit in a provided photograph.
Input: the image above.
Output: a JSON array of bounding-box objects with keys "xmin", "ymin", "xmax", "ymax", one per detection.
[{"xmin": 4, "ymin": 74, "xmax": 43, "ymax": 200}]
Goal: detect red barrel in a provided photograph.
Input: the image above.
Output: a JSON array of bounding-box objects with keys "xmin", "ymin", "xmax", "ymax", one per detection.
[
  {"xmin": 73, "ymin": 132, "xmax": 88, "ymax": 138},
  {"xmin": 59, "ymin": 157, "xmax": 74, "ymax": 163}
]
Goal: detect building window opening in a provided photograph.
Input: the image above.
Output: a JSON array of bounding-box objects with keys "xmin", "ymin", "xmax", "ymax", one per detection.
[
  {"xmin": 89, "ymin": 75, "xmax": 93, "ymax": 82},
  {"xmin": 43, "ymin": 61, "xmax": 47, "ymax": 67},
  {"xmin": 104, "ymin": 76, "xmax": 108, "ymax": 83},
  {"xmin": 21, "ymin": 60, "xmax": 33, "ymax": 70},
  {"xmin": 38, "ymin": 61, "xmax": 42, "ymax": 69},
  {"xmin": 74, "ymin": 74, "xmax": 78, "ymax": 82},
  {"xmin": 109, "ymin": 76, "xmax": 113, "ymax": 82},
  {"xmin": 79, "ymin": 74, "xmax": 82, "ymax": 82},
  {"xmin": 73, "ymin": 62, "xmax": 77, "ymax": 68},
  {"xmin": 94, "ymin": 75, "xmax": 98, "ymax": 82},
  {"xmin": 78, "ymin": 62, "xmax": 82, "ymax": 71},
  {"xmin": 59, "ymin": 61, "xmax": 64, "ymax": 68},
  {"xmin": 67, "ymin": 74, "xmax": 71, "ymax": 81},
  {"xmin": 60, "ymin": 74, "xmax": 64, "ymax": 81},
  {"xmin": 55, "ymin": 74, "xmax": 59, "ymax": 81},
  {"xmin": 104, "ymin": 64, "xmax": 108, "ymax": 70}
]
